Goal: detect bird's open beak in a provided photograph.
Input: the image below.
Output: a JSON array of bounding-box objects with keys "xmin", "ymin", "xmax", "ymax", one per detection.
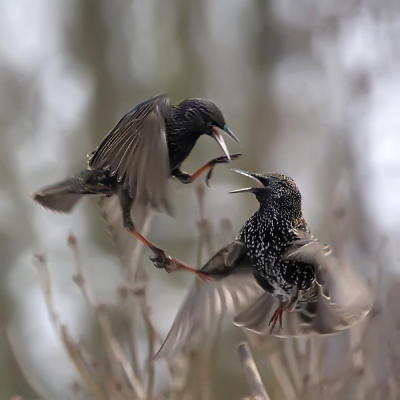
[
  {"xmin": 229, "ymin": 169, "xmax": 264, "ymax": 194},
  {"xmin": 222, "ymin": 125, "xmax": 240, "ymax": 143},
  {"xmin": 211, "ymin": 125, "xmax": 240, "ymax": 161}
]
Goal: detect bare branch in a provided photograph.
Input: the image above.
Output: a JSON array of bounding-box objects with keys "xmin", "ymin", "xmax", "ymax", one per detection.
[
  {"xmin": 196, "ymin": 183, "xmax": 214, "ymax": 267},
  {"xmin": 237, "ymin": 342, "xmax": 270, "ymax": 400},
  {"xmin": 67, "ymin": 234, "xmax": 145, "ymax": 399},
  {"xmin": 268, "ymin": 351, "xmax": 297, "ymax": 400},
  {"xmin": 132, "ymin": 283, "xmax": 156, "ymax": 400},
  {"xmin": 33, "ymin": 254, "xmax": 106, "ymax": 400}
]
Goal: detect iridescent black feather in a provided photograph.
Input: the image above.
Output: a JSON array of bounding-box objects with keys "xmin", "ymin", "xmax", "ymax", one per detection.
[
  {"xmin": 155, "ymin": 170, "xmax": 371, "ymax": 358},
  {"xmin": 32, "ymin": 94, "xmax": 239, "ymax": 231}
]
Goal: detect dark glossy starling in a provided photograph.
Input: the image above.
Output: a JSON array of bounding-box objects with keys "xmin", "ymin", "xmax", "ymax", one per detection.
[
  {"xmin": 32, "ymin": 94, "xmax": 240, "ymax": 246},
  {"xmin": 150, "ymin": 170, "xmax": 371, "ymax": 358}
]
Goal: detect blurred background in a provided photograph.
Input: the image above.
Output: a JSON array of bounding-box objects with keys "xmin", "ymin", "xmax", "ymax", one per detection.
[{"xmin": 1, "ymin": 0, "xmax": 400, "ymax": 399}]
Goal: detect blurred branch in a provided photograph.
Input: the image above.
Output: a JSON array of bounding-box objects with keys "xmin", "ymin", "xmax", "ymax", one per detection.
[
  {"xmin": 195, "ymin": 184, "xmax": 214, "ymax": 268},
  {"xmin": 133, "ymin": 283, "xmax": 156, "ymax": 400},
  {"xmin": 196, "ymin": 183, "xmax": 220, "ymax": 400},
  {"xmin": 268, "ymin": 351, "xmax": 297, "ymax": 400},
  {"xmin": 237, "ymin": 342, "xmax": 270, "ymax": 400},
  {"xmin": 282, "ymin": 339, "xmax": 303, "ymax": 394},
  {"xmin": 68, "ymin": 234, "xmax": 145, "ymax": 399},
  {"xmin": 33, "ymin": 254, "xmax": 106, "ymax": 400}
]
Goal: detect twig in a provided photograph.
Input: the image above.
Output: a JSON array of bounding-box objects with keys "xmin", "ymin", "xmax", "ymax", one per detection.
[
  {"xmin": 195, "ymin": 183, "xmax": 220, "ymax": 400},
  {"xmin": 237, "ymin": 342, "xmax": 270, "ymax": 400},
  {"xmin": 67, "ymin": 234, "xmax": 145, "ymax": 399},
  {"xmin": 120, "ymin": 311, "xmax": 144, "ymax": 386},
  {"xmin": 132, "ymin": 283, "xmax": 156, "ymax": 400},
  {"xmin": 268, "ymin": 351, "xmax": 297, "ymax": 400},
  {"xmin": 282, "ymin": 339, "xmax": 303, "ymax": 394},
  {"xmin": 128, "ymin": 212, "xmax": 164, "ymax": 398},
  {"xmin": 196, "ymin": 184, "xmax": 214, "ymax": 268},
  {"xmin": 121, "ymin": 210, "xmax": 176, "ymax": 396},
  {"xmin": 121, "ymin": 211, "xmax": 158, "ymax": 383},
  {"xmin": 33, "ymin": 254, "xmax": 106, "ymax": 400}
]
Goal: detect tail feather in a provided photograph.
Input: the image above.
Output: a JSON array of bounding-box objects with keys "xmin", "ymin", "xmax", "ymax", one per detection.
[
  {"xmin": 32, "ymin": 173, "xmax": 90, "ymax": 213},
  {"xmin": 33, "ymin": 191, "xmax": 84, "ymax": 213}
]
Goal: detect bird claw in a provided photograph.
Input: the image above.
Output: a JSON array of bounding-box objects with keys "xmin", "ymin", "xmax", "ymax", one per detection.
[
  {"xmin": 150, "ymin": 248, "xmax": 208, "ymax": 279},
  {"xmin": 205, "ymin": 153, "xmax": 242, "ymax": 187},
  {"xmin": 150, "ymin": 248, "xmax": 175, "ymax": 272},
  {"xmin": 210, "ymin": 153, "xmax": 242, "ymax": 165},
  {"xmin": 268, "ymin": 306, "xmax": 285, "ymax": 334},
  {"xmin": 205, "ymin": 167, "xmax": 214, "ymax": 188}
]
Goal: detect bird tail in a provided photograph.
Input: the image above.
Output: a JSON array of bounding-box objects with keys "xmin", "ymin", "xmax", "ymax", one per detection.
[
  {"xmin": 33, "ymin": 191, "xmax": 84, "ymax": 213},
  {"xmin": 233, "ymin": 289, "xmax": 346, "ymax": 336},
  {"xmin": 32, "ymin": 170, "xmax": 93, "ymax": 213}
]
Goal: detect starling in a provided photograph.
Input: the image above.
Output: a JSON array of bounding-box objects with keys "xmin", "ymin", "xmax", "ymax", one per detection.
[
  {"xmin": 150, "ymin": 170, "xmax": 371, "ymax": 357},
  {"xmin": 33, "ymin": 94, "xmax": 240, "ymax": 246}
]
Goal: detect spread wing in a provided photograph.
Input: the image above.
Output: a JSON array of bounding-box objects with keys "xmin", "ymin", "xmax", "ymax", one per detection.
[
  {"xmin": 156, "ymin": 238, "xmax": 265, "ymax": 358},
  {"xmin": 234, "ymin": 231, "xmax": 372, "ymax": 336},
  {"xmin": 89, "ymin": 94, "xmax": 172, "ymax": 213}
]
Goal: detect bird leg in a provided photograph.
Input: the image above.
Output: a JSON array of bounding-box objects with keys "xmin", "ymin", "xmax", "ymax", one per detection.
[
  {"xmin": 173, "ymin": 153, "xmax": 241, "ymax": 187},
  {"xmin": 118, "ymin": 186, "xmax": 166, "ymax": 257},
  {"xmin": 127, "ymin": 226, "xmax": 209, "ymax": 279},
  {"xmin": 269, "ymin": 307, "xmax": 286, "ymax": 333},
  {"xmin": 118, "ymin": 186, "xmax": 210, "ymax": 279},
  {"xmin": 149, "ymin": 245, "xmax": 212, "ymax": 280},
  {"xmin": 268, "ymin": 287, "xmax": 300, "ymax": 333}
]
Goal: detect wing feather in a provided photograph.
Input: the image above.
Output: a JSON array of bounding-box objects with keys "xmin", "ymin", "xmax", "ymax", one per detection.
[
  {"xmin": 157, "ymin": 230, "xmax": 372, "ymax": 358},
  {"xmin": 234, "ymin": 232, "xmax": 371, "ymax": 336},
  {"xmin": 156, "ymin": 239, "xmax": 263, "ymax": 358},
  {"xmin": 156, "ymin": 266, "xmax": 265, "ymax": 359},
  {"xmin": 89, "ymin": 94, "xmax": 172, "ymax": 213}
]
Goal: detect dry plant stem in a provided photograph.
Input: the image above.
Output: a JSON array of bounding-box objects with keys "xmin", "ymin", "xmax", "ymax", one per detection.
[
  {"xmin": 67, "ymin": 235, "xmax": 145, "ymax": 399},
  {"xmin": 198, "ymin": 335, "xmax": 215, "ymax": 400},
  {"xmin": 195, "ymin": 184, "xmax": 213, "ymax": 268},
  {"xmin": 237, "ymin": 342, "xmax": 270, "ymax": 400},
  {"xmin": 127, "ymin": 212, "xmax": 176, "ymax": 393},
  {"xmin": 135, "ymin": 285, "xmax": 156, "ymax": 400},
  {"xmin": 125, "ymin": 211, "xmax": 158, "ymax": 383},
  {"xmin": 195, "ymin": 183, "xmax": 217, "ymax": 400},
  {"xmin": 283, "ymin": 339, "xmax": 303, "ymax": 394},
  {"xmin": 308, "ymin": 336, "xmax": 323, "ymax": 387},
  {"xmin": 169, "ymin": 355, "xmax": 192, "ymax": 398},
  {"xmin": 33, "ymin": 254, "xmax": 107, "ymax": 400},
  {"xmin": 268, "ymin": 351, "xmax": 297, "ymax": 400},
  {"xmin": 121, "ymin": 317, "xmax": 143, "ymax": 385},
  {"xmin": 200, "ymin": 316, "xmax": 223, "ymax": 400},
  {"xmin": 129, "ymin": 214, "xmax": 173, "ymax": 395}
]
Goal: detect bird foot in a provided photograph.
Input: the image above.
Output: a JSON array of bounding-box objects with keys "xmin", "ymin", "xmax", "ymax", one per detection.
[
  {"xmin": 205, "ymin": 153, "xmax": 241, "ymax": 187},
  {"xmin": 149, "ymin": 247, "xmax": 211, "ymax": 280},
  {"xmin": 149, "ymin": 247, "xmax": 176, "ymax": 272},
  {"xmin": 268, "ymin": 304, "xmax": 292, "ymax": 334},
  {"xmin": 130, "ymin": 230, "xmax": 181, "ymax": 273}
]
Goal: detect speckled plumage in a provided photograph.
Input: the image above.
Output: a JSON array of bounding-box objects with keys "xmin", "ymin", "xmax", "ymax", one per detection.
[
  {"xmin": 239, "ymin": 173, "xmax": 315, "ymax": 304},
  {"xmin": 152, "ymin": 170, "xmax": 371, "ymax": 358}
]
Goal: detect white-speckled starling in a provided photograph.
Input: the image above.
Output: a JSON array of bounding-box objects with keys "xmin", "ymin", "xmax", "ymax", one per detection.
[
  {"xmin": 150, "ymin": 169, "xmax": 371, "ymax": 358},
  {"xmin": 32, "ymin": 94, "xmax": 240, "ymax": 246}
]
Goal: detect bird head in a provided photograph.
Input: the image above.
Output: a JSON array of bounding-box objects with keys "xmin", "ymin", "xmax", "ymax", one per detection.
[
  {"xmin": 178, "ymin": 99, "xmax": 240, "ymax": 160},
  {"xmin": 229, "ymin": 169, "xmax": 302, "ymax": 214}
]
